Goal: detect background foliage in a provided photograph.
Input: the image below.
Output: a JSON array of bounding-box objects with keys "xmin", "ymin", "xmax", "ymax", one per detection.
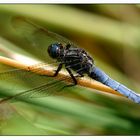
[{"xmin": 0, "ymin": 4, "xmax": 140, "ymax": 135}]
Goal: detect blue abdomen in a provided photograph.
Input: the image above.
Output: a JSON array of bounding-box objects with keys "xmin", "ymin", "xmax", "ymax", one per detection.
[{"xmin": 90, "ymin": 67, "xmax": 140, "ymax": 104}]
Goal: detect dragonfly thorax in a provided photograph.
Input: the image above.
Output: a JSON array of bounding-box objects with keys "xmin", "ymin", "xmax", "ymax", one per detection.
[
  {"xmin": 64, "ymin": 47, "xmax": 95, "ymax": 75},
  {"xmin": 48, "ymin": 43, "xmax": 95, "ymax": 75}
]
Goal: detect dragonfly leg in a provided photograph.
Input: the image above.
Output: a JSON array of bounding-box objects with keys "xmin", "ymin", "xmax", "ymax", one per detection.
[
  {"xmin": 53, "ymin": 63, "xmax": 63, "ymax": 76},
  {"xmin": 40, "ymin": 63, "xmax": 63, "ymax": 77},
  {"xmin": 66, "ymin": 68, "xmax": 77, "ymax": 86},
  {"xmin": 60, "ymin": 68, "xmax": 83, "ymax": 91}
]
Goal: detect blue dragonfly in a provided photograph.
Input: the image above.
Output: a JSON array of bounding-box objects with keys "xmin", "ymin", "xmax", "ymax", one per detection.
[{"xmin": 0, "ymin": 17, "xmax": 140, "ymax": 104}]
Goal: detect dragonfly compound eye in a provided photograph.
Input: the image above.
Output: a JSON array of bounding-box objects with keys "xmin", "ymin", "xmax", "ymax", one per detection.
[{"xmin": 48, "ymin": 43, "xmax": 63, "ymax": 59}]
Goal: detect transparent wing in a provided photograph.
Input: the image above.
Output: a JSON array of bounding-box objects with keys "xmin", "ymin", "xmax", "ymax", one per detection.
[
  {"xmin": 0, "ymin": 63, "xmax": 74, "ymax": 104},
  {"xmin": 11, "ymin": 16, "xmax": 78, "ymax": 62},
  {"xmin": 0, "ymin": 75, "xmax": 72, "ymax": 104},
  {"xmin": 0, "ymin": 16, "xmax": 81, "ymax": 103},
  {"xmin": 0, "ymin": 59, "xmax": 81, "ymax": 104},
  {"xmin": 0, "ymin": 62, "xmax": 61, "ymax": 93},
  {"xmin": 0, "ymin": 59, "xmax": 80, "ymax": 91}
]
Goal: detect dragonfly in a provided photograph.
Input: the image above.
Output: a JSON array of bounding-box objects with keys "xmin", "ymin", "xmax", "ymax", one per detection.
[{"xmin": 0, "ymin": 16, "xmax": 140, "ymax": 104}]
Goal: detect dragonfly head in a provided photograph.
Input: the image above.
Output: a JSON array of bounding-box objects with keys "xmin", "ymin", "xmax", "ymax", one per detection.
[{"xmin": 48, "ymin": 43, "xmax": 64, "ymax": 59}]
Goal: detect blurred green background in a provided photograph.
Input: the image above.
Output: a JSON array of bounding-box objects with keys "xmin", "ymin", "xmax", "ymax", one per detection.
[{"xmin": 0, "ymin": 4, "xmax": 140, "ymax": 135}]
